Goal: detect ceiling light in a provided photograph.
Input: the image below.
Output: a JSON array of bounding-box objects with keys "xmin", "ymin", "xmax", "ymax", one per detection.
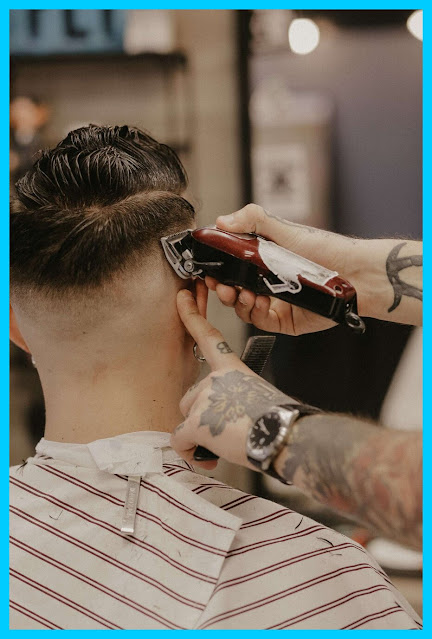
[
  {"xmin": 288, "ymin": 18, "xmax": 320, "ymax": 55},
  {"xmin": 407, "ymin": 10, "xmax": 422, "ymax": 41}
]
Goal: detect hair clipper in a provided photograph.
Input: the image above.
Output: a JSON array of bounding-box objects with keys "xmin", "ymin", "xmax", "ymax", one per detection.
[{"xmin": 161, "ymin": 227, "xmax": 365, "ymax": 333}]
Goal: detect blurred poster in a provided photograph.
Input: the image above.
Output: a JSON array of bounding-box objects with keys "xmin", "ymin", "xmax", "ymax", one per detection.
[
  {"xmin": 10, "ymin": 10, "xmax": 126, "ymax": 55},
  {"xmin": 249, "ymin": 78, "xmax": 333, "ymax": 228},
  {"xmin": 252, "ymin": 143, "xmax": 310, "ymax": 222}
]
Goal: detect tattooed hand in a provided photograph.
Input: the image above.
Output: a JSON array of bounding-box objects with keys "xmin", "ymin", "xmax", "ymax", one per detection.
[
  {"xmin": 172, "ymin": 290, "xmax": 422, "ymax": 549},
  {"xmin": 171, "ymin": 289, "xmax": 292, "ymax": 469},
  {"xmin": 208, "ymin": 204, "xmax": 422, "ymax": 332}
]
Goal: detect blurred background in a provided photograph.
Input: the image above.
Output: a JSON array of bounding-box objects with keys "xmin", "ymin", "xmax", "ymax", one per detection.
[{"xmin": 10, "ymin": 9, "xmax": 422, "ymax": 613}]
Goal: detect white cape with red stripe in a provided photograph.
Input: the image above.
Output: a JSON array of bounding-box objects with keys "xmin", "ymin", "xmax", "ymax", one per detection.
[{"xmin": 9, "ymin": 432, "xmax": 422, "ymax": 630}]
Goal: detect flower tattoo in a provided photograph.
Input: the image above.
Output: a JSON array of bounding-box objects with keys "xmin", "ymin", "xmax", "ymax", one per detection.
[{"xmin": 199, "ymin": 370, "xmax": 288, "ymax": 436}]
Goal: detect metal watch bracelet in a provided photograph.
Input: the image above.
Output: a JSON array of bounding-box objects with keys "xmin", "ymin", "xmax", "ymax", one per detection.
[{"xmin": 265, "ymin": 403, "xmax": 323, "ymax": 485}]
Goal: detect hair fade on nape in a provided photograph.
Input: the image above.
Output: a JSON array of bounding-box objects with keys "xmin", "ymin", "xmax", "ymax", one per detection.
[{"xmin": 10, "ymin": 125, "xmax": 195, "ymax": 292}]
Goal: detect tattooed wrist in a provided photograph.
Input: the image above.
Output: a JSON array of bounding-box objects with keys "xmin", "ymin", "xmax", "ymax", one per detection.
[{"xmin": 386, "ymin": 242, "xmax": 422, "ymax": 313}]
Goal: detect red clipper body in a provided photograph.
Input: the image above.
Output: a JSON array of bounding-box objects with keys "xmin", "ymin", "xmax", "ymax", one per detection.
[{"xmin": 161, "ymin": 227, "xmax": 365, "ymax": 333}]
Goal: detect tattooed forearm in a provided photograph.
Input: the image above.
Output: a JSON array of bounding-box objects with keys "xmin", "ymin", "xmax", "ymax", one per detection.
[
  {"xmin": 199, "ymin": 370, "xmax": 288, "ymax": 436},
  {"xmin": 386, "ymin": 242, "xmax": 422, "ymax": 312},
  {"xmin": 275, "ymin": 414, "xmax": 422, "ymax": 549}
]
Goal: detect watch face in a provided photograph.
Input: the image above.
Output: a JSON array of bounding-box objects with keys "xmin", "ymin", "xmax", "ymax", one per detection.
[{"xmin": 248, "ymin": 412, "xmax": 282, "ymax": 460}]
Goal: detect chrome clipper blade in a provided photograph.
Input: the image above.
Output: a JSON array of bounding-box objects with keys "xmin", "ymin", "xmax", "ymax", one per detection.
[{"xmin": 160, "ymin": 229, "xmax": 201, "ymax": 279}]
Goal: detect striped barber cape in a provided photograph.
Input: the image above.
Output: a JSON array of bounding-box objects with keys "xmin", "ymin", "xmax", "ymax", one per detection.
[{"xmin": 9, "ymin": 431, "xmax": 422, "ymax": 630}]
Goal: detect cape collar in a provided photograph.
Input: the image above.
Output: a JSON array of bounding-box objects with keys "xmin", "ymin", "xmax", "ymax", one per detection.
[{"xmin": 35, "ymin": 431, "xmax": 182, "ymax": 476}]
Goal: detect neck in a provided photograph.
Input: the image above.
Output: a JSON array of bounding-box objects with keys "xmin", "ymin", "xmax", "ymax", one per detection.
[{"xmin": 40, "ymin": 345, "xmax": 189, "ymax": 444}]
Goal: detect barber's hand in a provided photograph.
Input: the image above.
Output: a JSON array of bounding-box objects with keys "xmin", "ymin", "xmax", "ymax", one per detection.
[
  {"xmin": 171, "ymin": 288, "xmax": 292, "ymax": 469},
  {"xmin": 207, "ymin": 204, "xmax": 368, "ymax": 336}
]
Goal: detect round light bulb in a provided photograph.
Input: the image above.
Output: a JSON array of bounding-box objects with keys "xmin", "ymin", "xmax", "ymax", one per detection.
[
  {"xmin": 288, "ymin": 18, "xmax": 320, "ymax": 55},
  {"xmin": 407, "ymin": 10, "xmax": 422, "ymax": 41}
]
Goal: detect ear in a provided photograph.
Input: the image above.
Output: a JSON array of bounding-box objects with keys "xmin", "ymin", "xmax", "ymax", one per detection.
[
  {"xmin": 10, "ymin": 305, "xmax": 30, "ymax": 353},
  {"xmin": 195, "ymin": 279, "xmax": 208, "ymax": 320}
]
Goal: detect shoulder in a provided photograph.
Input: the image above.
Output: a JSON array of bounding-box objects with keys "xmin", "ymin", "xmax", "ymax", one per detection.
[
  {"xmin": 175, "ymin": 468, "xmax": 366, "ymax": 561},
  {"xmin": 172, "ymin": 466, "xmax": 295, "ymax": 522},
  {"xmin": 169, "ymin": 465, "xmax": 253, "ymax": 508}
]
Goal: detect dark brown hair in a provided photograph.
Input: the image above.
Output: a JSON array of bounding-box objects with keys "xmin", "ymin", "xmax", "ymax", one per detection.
[{"xmin": 10, "ymin": 124, "xmax": 194, "ymax": 291}]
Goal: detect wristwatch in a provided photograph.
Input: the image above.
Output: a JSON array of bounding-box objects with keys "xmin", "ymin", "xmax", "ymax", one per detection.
[{"xmin": 246, "ymin": 403, "xmax": 322, "ymax": 484}]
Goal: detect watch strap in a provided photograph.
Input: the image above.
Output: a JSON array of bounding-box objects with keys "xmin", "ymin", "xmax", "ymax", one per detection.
[
  {"xmin": 279, "ymin": 403, "xmax": 323, "ymax": 417},
  {"xmin": 263, "ymin": 403, "xmax": 322, "ymax": 484}
]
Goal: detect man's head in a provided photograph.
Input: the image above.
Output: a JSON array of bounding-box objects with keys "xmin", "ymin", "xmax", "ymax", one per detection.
[
  {"xmin": 10, "ymin": 124, "xmax": 200, "ymax": 387},
  {"xmin": 11, "ymin": 124, "xmax": 194, "ymax": 291}
]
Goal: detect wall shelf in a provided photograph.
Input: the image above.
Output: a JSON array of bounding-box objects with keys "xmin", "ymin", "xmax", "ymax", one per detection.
[
  {"xmin": 10, "ymin": 48, "xmax": 193, "ymax": 160},
  {"xmin": 10, "ymin": 51, "xmax": 187, "ymax": 68}
]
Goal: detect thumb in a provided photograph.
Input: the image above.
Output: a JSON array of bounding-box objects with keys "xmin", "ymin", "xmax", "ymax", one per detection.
[
  {"xmin": 216, "ymin": 204, "xmax": 320, "ymax": 256},
  {"xmin": 177, "ymin": 289, "xmax": 242, "ymax": 371}
]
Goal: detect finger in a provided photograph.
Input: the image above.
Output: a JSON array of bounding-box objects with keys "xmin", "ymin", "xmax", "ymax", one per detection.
[
  {"xmin": 207, "ymin": 277, "xmax": 242, "ymax": 305},
  {"xmin": 177, "ymin": 289, "xmax": 243, "ymax": 370},
  {"xmin": 195, "ymin": 278, "xmax": 208, "ymax": 319},
  {"xmin": 171, "ymin": 421, "xmax": 218, "ymax": 470},
  {"xmin": 215, "ymin": 282, "xmax": 239, "ymax": 308},
  {"xmin": 234, "ymin": 289, "xmax": 256, "ymax": 324},
  {"xmin": 170, "ymin": 422, "xmax": 196, "ymax": 460},
  {"xmin": 174, "ymin": 444, "xmax": 218, "ymax": 470},
  {"xmin": 205, "ymin": 276, "xmax": 218, "ymax": 291},
  {"xmin": 179, "ymin": 378, "xmax": 208, "ymax": 417},
  {"xmin": 249, "ymin": 295, "xmax": 273, "ymax": 328},
  {"xmin": 194, "ymin": 459, "xmax": 219, "ymax": 470},
  {"xmin": 263, "ymin": 298, "xmax": 290, "ymax": 333}
]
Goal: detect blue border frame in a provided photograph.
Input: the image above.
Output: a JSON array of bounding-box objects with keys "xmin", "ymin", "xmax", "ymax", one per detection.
[
  {"xmin": 6, "ymin": 5, "xmax": 425, "ymax": 636},
  {"xmin": 422, "ymin": 3, "xmax": 428, "ymax": 635},
  {"xmin": 4, "ymin": 3, "xmax": 11, "ymax": 636}
]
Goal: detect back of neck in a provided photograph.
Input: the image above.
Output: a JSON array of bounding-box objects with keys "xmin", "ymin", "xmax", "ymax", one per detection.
[{"xmin": 41, "ymin": 352, "xmax": 187, "ymax": 444}]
